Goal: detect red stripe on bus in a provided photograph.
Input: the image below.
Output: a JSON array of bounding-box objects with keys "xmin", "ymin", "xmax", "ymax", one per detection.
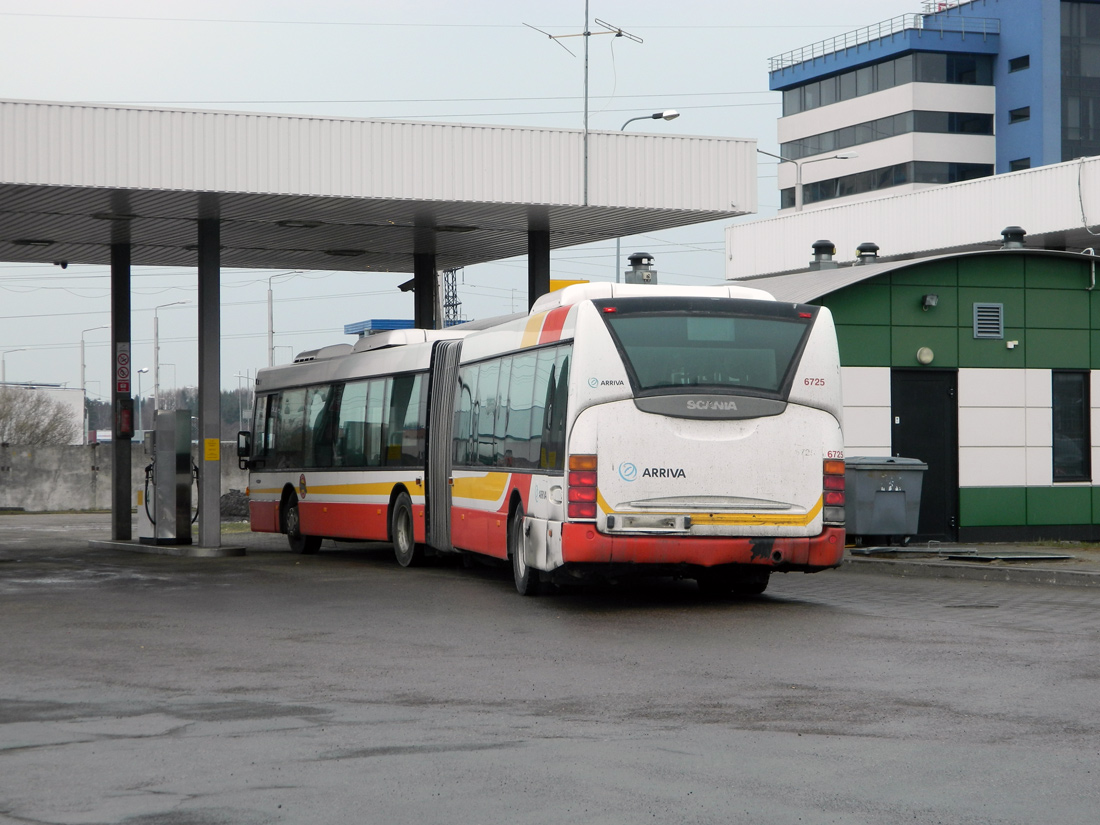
[
  {"xmin": 560, "ymin": 525, "xmax": 846, "ymax": 570},
  {"xmin": 249, "ymin": 500, "xmax": 280, "ymax": 533},
  {"xmin": 295, "ymin": 500, "xmax": 426, "ymax": 544},
  {"xmin": 538, "ymin": 306, "xmax": 571, "ymax": 344}
]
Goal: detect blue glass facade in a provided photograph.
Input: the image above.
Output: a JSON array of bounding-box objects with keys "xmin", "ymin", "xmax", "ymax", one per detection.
[{"xmin": 770, "ymin": 0, "xmax": 1100, "ymax": 175}]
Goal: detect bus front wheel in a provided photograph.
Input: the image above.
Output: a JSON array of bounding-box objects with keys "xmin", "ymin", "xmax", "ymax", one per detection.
[
  {"xmin": 510, "ymin": 504, "xmax": 540, "ymax": 596},
  {"xmin": 391, "ymin": 492, "xmax": 423, "ymax": 568},
  {"xmin": 284, "ymin": 495, "xmax": 321, "ymax": 555}
]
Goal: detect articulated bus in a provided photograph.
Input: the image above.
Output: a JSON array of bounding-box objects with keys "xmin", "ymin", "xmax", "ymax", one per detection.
[{"xmin": 238, "ymin": 283, "xmax": 846, "ymax": 595}]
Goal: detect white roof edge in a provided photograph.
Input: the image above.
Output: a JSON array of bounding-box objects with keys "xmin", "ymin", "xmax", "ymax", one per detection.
[{"xmin": 726, "ymin": 157, "xmax": 1100, "ymax": 279}]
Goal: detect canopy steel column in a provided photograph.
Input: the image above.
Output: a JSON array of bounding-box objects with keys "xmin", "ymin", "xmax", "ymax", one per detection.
[
  {"xmin": 528, "ymin": 229, "xmax": 550, "ymax": 309},
  {"xmin": 197, "ymin": 218, "xmax": 222, "ymax": 547},
  {"xmin": 413, "ymin": 252, "xmax": 437, "ymax": 329},
  {"xmin": 110, "ymin": 242, "xmax": 132, "ymax": 541}
]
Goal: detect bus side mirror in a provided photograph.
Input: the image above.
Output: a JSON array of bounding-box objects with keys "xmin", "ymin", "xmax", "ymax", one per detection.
[{"xmin": 237, "ymin": 430, "xmax": 252, "ymax": 471}]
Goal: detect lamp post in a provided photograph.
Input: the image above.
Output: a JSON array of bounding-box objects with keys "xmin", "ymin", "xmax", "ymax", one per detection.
[
  {"xmin": 2, "ymin": 348, "xmax": 26, "ymax": 384},
  {"xmin": 80, "ymin": 325, "xmax": 108, "ymax": 445},
  {"xmin": 153, "ymin": 301, "xmax": 187, "ymax": 412},
  {"xmin": 267, "ymin": 271, "xmax": 302, "ymax": 367},
  {"xmin": 757, "ymin": 149, "xmax": 859, "ymax": 211},
  {"xmin": 135, "ymin": 367, "xmax": 149, "ymax": 432},
  {"xmin": 616, "ymin": 111, "xmax": 680, "ymax": 282}
]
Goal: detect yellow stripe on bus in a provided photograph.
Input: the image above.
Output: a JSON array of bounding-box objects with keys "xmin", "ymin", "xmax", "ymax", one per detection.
[
  {"xmin": 520, "ymin": 312, "xmax": 546, "ymax": 348},
  {"xmin": 596, "ymin": 491, "xmax": 824, "ymax": 526},
  {"xmin": 451, "ymin": 472, "xmax": 510, "ymax": 502},
  {"xmin": 307, "ymin": 481, "xmax": 403, "ymax": 497}
]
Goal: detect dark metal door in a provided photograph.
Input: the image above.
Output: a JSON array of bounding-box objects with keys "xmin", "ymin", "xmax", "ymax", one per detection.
[{"xmin": 890, "ymin": 369, "xmax": 959, "ymax": 542}]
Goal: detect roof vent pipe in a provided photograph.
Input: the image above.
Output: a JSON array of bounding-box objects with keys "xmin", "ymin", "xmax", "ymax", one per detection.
[
  {"xmin": 625, "ymin": 252, "xmax": 657, "ymax": 284},
  {"xmin": 855, "ymin": 242, "xmax": 880, "ymax": 265},
  {"xmin": 1001, "ymin": 226, "xmax": 1027, "ymax": 249},
  {"xmin": 809, "ymin": 240, "xmax": 838, "ymax": 271}
]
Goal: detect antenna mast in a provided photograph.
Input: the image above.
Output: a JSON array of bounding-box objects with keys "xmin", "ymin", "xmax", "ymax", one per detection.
[{"xmin": 524, "ymin": 9, "xmax": 642, "ymax": 206}]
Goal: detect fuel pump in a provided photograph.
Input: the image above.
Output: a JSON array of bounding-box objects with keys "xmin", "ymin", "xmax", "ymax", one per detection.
[{"xmin": 138, "ymin": 409, "xmax": 194, "ymax": 545}]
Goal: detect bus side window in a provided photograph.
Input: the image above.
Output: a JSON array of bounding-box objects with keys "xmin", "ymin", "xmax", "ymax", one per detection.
[
  {"xmin": 304, "ymin": 384, "xmax": 336, "ymax": 468},
  {"xmin": 505, "ymin": 351, "xmax": 537, "ymax": 469},
  {"xmin": 387, "ymin": 374, "xmax": 425, "ymax": 466},
  {"xmin": 274, "ymin": 389, "xmax": 307, "ymax": 469},
  {"xmin": 493, "ymin": 356, "xmax": 512, "ymax": 466},
  {"xmin": 475, "ymin": 361, "xmax": 500, "ymax": 466},
  {"xmin": 365, "ymin": 378, "xmax": 387, "ymax": 467},
  {"xmin": 453, "ymin": 366, "xmax": 478, "ymax": 466},
  {"xmin": 544, "ymin": 349, "xmax": 570, "ymax": 471},
  {"xmin": 335, "ymin": 380, "xmax": 368, "ymax": 467},
  {"xmin": 252, "ymin": 394, "xmax": 272, "ymax": 458}
]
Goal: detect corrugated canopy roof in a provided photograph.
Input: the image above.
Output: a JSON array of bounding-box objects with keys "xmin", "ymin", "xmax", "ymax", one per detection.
[{"xmin": 0, "ymin": 100, "xmax": 757, "ymax": 272}]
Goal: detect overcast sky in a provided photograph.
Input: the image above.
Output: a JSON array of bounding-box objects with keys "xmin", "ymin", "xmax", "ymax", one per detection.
[{"xmin": 0, "ymin": 0, "xmax": 916, "ymax": 397}]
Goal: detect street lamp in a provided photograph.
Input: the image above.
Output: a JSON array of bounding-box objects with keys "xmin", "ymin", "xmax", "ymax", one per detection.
[
  {"xmin": 80, "ymin": 325, "xmax": 108, "ymax": 445},
  {"xmin": 616, "ymin": 111, "xmax": 681, "ymax": 282},
  {"xmin": 267, "ymin": 271, "xmax": 302, "ymax": 367},
  {"xmin": 1, "ymin": 348, "xmax": 26, "ymax": 384},
  {"xmin": 757, "ymin": 149, "xmax": 859, "ymax": 212},
  {"xmin": 153, "ymin": 301, "xmax": 187, "ymax": 412},
  {"xmin": 135, "ymin": 367, "xmax": 149, "ymax": 432}
]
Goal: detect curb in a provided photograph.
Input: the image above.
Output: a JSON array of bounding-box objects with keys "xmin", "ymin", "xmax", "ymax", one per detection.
[
  {"xmin": 88, "ymin": 540, "xmax": 246, "ymax": 558},
  {"xmin": 843, "ymin": 556, "xmax": 1100, "ymax": 588}
]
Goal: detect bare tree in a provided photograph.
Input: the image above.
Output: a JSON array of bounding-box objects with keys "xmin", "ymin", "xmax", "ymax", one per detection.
[{"xmin": 0, "ymin": 387, "xmax": 79, "ymax": 445}]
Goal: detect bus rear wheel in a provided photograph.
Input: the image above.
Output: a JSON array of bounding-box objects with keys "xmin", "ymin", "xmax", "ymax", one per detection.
[
  {"xmin": 510, "ymin": 503, "xmax": 541, "ymax": 596},
  {"xmin": 284, "ymin": 495, "xmax": 321, "ymax": 555},
  {"xmin": 391, "ymin": 492, "xmax": 424, "ymax": 568}
]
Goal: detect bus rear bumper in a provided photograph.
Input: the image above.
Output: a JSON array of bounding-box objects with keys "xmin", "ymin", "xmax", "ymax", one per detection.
[{"xmin": 560, "ymin": 524, "xmax": 846, "ymax": 571}]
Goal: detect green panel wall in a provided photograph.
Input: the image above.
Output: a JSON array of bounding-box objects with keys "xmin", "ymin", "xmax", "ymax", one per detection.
[
  {"xmin": 957, "ymin": 327, "xmax": 1026, "ymax": 368},
  {"xmin": 890, "ymin": 259, "xmax": 958, "ymax": 286},
  {"xmin": 1026, "ymin": 329, "xmax": 1090, "ymax": 368},
  {"xmin": 957, "ymin": 287, "xmax": 1024, "ymax": 328},
  {"xmin": 958, "ymin": 255, "xmax": 1024, "ymax": 288},
  {"xmin": 822, "ymin": 253, "xmax": 1100, "ymax": 371},
  {"xmin": 959, "ymin": 488, "xmax": 1028, "ymax": 526},
  {"xmin": 820, "ymin": 284, "xmax": 890, "ymax": 326},
  {"xmin": 891, "ymin": 326, "xmax": 958, "ymax": 367},
  {"xmin": 1026, "ymin": 289, "xmax": 1090, "ymax": 328},
  {"xmin": 835, "ymin": 325, "xmax": 891, "ymax": 366},
  {"xmin": 1024, "ymin": 256, "xmax": 1089, "ymax": 289},
  {"xmin": 1026, "ymin": 486, "xmax": 1093, "ymax": 525},
  {"xmin": 891, "ymin": 285, "xmax": 957, "ymax": 327}
]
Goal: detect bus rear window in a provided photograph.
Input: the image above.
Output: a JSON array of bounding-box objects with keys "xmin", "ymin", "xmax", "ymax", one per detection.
[{"xmin": 599, "ymin": 303, "xmax": 812, "ymax": 395}]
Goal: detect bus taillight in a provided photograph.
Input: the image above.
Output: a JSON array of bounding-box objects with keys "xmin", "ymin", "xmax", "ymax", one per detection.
[
  {"xmin": 823, "ymin": 459, "xmax": 845, "ymax": 524},
  {"xmin": 568, "ymin": 454, "xmax": 598, "ymax": 519}
]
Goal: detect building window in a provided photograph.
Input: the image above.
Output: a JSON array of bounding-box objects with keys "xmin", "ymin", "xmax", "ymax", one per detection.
[
  {"xmin": 1052, "ymin": 371, "xmax": 1091, "ymax": 482},
  {"xmin": 780, "ymin": 111, "xmax": 994, "ymax": 161},
  {"xmin": 1009, "ymin": 157, "xmax": 1032, "ymax": 171},
  {"xmin": 1062, "ymin": 3, "xmax": 1100, "ymax": 160},
  {"xmin": 796, "ymin": 162, "xmax": 993, "ymax": 207},
  {"xmin": 1009, "ymin": 106, "xmax": 1031, "ymax": 124},
  {"xmin": 1008, "ymin": 55, "xmax": 1030, "ymax": 72},
  {"xmin": 780, "ymin": 52, "xmax": 993, "ymax": 115}
]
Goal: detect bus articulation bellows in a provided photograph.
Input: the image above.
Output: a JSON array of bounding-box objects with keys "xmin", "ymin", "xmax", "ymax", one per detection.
[{"xmin": 237, "ymin": 282, "xmax": 846, "ymax": 595}]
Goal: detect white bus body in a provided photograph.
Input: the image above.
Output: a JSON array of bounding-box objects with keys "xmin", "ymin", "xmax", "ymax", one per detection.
[{"xmin": 241, "ymin": 284, "xmax": 846, "ymax": 595}]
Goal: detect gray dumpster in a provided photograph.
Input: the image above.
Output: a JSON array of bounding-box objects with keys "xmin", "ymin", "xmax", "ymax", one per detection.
[{"xmin": 844, "ymin": 456, "xmax": 928, "ymax": 540}]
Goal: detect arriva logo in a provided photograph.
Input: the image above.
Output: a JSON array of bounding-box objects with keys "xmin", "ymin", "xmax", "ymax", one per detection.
[
  {"xmin": 618, "ymin": 462, "xmax": 638, "ymax": 482},
  {"xmin": 686, "ymin": 399, "xmax": 738, "ymax": 411},
  {"xmin": 589, "ymin": 377, "xmax": 626, "ymax": 388},
  {"xmin": 642, "ymin": 468, "xmax": 687, "ymax": 478}
]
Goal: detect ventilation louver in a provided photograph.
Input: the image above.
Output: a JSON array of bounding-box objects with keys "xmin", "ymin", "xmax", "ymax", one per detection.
[{"xmin": 973, "ymin": 303, "xmax": 1004, "ymax": 339}]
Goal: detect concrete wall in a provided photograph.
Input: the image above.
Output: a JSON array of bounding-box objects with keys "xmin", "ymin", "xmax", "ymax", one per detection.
[{"xmin": 0, "ymin": 442, "xmax": 248, "ymax": 512}]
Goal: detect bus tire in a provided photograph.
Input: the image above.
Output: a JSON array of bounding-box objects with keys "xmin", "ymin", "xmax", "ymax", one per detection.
[
  {"xmin": 391, "ymin": 492, "xmax": 423, "ymax": 568},
  {"xmin": 284, "ymin": 496, "xmax": 321, "ymax": 555},
  {"xmin": 510, "ymin": 503, "xmax": 540, "ymax": 596}
]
